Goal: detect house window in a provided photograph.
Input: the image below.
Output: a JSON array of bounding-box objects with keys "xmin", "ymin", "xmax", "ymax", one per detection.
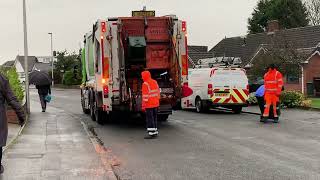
[{"xmin": 286, "ymin": 74, "xmax": 299, "ymax": 84}]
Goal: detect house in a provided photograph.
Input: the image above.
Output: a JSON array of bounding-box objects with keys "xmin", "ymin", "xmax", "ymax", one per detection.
[
  {"xmin": 1, "ymin": 60, "xmax": 15, "ymax": 68},
  {"xmin": 2, "ymin": 56, "xmax": 54, "ymax": 83},
  {"xmin": 188, "ymin": 45, "xmax": 214, "ymax": 68},
  {"xmin": 14, "ymin": 56, "xmax": 38, "ymax": 83},
  {"xmin": 210, "ymin": 21, "xmax": 320, "ymax": 96},
  {"xmin": 33, "ymin": 62, "xmax": 54, "ymax": 73},
  {"xmin": 36, "ymin": 56, "xmax": 56, "ymax": 63}
]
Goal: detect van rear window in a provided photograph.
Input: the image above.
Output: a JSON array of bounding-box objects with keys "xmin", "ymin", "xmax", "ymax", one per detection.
[{"xmin": 212, "ymin": 70, "xmax": 248, "ymax": 88}]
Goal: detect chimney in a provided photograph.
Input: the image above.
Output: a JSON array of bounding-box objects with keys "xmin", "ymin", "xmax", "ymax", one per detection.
[{"xmin": 267, "ymin": 20, "xmax": 280, "ymax": 34}]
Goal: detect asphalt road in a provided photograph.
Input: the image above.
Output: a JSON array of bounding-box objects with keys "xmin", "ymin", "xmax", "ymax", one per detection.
[{"xmin": 31, "ymin": 88, "xmax": 320, "ymax": 180}]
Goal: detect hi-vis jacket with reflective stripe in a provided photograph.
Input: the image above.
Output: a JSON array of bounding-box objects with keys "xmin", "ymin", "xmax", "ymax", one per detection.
[
  {"xmin": 141, "ymin": 71, "xmax": 160, "ymax": 109},
  {"xmin": 264, "ymin": 69, "xmax": 283, "ymax": 95}
]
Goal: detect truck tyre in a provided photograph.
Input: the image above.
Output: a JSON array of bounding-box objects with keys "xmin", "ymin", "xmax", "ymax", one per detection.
[
  {"xmin": 158, "ymin": 115, "xmax": 169, "ymax": 122},
  {"xmin": 81, "ymin": 90, "xmax": 90, "ymax": 114},
  {"xmin": 89, "ymin": 90, "xmax": 96, "ymax": 121},
  {"xmin": 95, "ymin": 108, "xmax": 106, "ymax": 125},
  {"xmin": 232, "ymin": 106, "xmax": 243, "ymax": 114}
]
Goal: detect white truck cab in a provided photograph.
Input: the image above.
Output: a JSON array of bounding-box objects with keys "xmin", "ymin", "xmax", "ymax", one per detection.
[{"xmin": 184, "ymin": 67, "xmax": 249, "ymax": 113}]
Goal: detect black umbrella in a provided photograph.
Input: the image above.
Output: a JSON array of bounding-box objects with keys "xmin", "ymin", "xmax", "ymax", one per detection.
[{"xmin": 29, "ymin": 71, "xmax": 52, "ymax": 86}]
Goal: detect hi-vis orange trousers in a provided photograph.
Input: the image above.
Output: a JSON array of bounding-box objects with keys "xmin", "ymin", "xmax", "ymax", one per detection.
[{"xmin": 263, "ymin": 93, "xmax": 279, "ymax": 118}]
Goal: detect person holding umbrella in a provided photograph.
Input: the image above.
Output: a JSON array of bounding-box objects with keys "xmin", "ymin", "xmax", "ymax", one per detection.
[
  {"xmin": 36, "ymin": 84, "xmax": 51, "ymax": 112},
  {"xmin": 29, "ymin": 71, "xmax": 52, "ymax": 112},
  {"xmin": 0, "ymin": 73, "xmax": 25, "ymax": 174}
]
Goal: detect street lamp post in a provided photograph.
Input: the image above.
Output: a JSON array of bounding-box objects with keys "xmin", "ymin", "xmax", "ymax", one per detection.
[
  {"xmin": 23, "ymin": 0, "xmax": 30, "ymax": 114},
  {"xmin": 48, "ymin": 33, "xmax": 54, "ymax": 86}
]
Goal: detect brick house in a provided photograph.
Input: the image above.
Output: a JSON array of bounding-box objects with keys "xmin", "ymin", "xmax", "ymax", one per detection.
[
  {"xmin": 188, "ymin": 45, "xmax": 214, "ymax": 68},
  {"xmin": 210, "ymin": 22, "xmax": 320, "ymax": 96}
]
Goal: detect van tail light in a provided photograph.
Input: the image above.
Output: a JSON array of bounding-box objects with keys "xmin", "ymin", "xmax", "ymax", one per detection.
[
  {"xmin": 208, "ymin": 84, "xmax": 213, "ymax": 96},
  {"xmin": 103, "ymin": 85, "xmax": 109, "ymax": 98},
  {"xmin": 246, "ymin": 84, "xmax": 250, "ymax": 93}
]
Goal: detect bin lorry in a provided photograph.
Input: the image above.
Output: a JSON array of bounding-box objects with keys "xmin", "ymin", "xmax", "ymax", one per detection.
[{"xmin": 80, "ymin": 10, "xmax": 189, "ymax": 124}]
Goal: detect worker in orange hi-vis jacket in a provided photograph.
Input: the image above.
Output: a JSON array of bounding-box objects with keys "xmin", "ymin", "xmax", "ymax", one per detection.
[
  {"xmin": 262, "ymin": 64, "xmax": 283, "ymax": 123},
  {"xmin": 141, "ymin": 71, "xmax": 160, "ymax": 139}
]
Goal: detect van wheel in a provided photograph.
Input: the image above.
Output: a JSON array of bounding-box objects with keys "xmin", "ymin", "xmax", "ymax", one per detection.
[
  {"xmin": 196, "ymin": 98, "xmax": 209, "ymax": 113},
  {"xmin": 196, "ymin": 98, "xmax": 203, "ymax": 113},
  {"xmin": 232, "ymin": 106, "xmax": 243, "ymax": 114}
]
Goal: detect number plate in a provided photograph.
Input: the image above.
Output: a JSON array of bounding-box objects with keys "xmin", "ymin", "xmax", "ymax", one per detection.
[
  {"xmin": 214, "ymin": 93, "xmax": 230, "ymax": 97},
  {"xmin": 132, "ymin": 11, "xmax": 155, "ymax": 17}
]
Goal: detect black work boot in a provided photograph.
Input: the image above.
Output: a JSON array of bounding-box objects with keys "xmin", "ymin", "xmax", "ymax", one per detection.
[
  {"xmin": 144, "ymin": 135, "xmax": 156, "ymax": 139},
  {"xmin": 260, "ymin": 117, "xmax": 268, "ymax": 123},
  {"xmin": 260, "ymin": 116, "xmax": 263, "ymax": 122},
  {"xmin": 0, "ymin": 165, "xmax": 4, "ymax": 174},
  {"xmin": 273, "ymin": 117, "xmax": 279, "ymax": 123}
]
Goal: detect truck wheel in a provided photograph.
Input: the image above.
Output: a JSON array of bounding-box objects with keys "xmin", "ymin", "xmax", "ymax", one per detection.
[
  {"xmin": 89, "ymin": 91, "xmax": 96, "ymax": 121},
  {"xmin": 232, "ymin": 106, "xmax": 243, "ymax": 114},
  {"xmin": 95, "ymin": 108, "xmax": 107, "ymax": 125},
  {"xmin": 158, "ymin": 115, "xmax": 169, "ymax": 122},
  {"xmin": 81, "ymin": 90, "xmax": 90, "ymax": 114}
]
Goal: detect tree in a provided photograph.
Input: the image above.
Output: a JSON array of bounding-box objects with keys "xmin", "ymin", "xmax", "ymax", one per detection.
[
  {"xmin": 248, "ymin": 0, "xmax": 309, "ymax": 34},
  {"xmin": 0, "ymin": 67, "xmax": 24, "ymax": 102},
  {"xmin": 306, "ymin": 0, "xmax": 320, "ymax": 25},
  {"xmin": 54, "ymin": 51, "xmax": 82, "ymax": 84},
  {"xmin": 248, "ymin": 32, "xmax": 304, "ymax": 81}
]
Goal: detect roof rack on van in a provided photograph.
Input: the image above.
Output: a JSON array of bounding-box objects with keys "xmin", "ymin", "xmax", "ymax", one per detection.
[{"xmin": 195, "ymin": 63, "xmax": 241, "ymax": 69}]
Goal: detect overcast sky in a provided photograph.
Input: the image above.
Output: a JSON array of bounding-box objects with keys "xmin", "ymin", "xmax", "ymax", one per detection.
[{"xmin": 0, "ymin": 0, "xmax": 258, "ymax": 64}]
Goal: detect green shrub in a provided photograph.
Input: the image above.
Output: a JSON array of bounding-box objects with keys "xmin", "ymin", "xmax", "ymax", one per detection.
[
  {"xmin": 62, "ymin": 71, "xmax": 81, "ymax": 85},
  {"xmin": 280, "ymin": 91, "xmax": 304, "ymax": 108},
  {"xmin": 0, "ymin": 67, "xmax": 24, "ymax": 102},
  {"xmin": 247, "ymin": 93, "xmax": 258, "ymax": 105}
]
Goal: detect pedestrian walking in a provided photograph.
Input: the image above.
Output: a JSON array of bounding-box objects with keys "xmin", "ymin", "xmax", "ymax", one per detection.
[
  {"xmin": 0, "ymin": 73, "xmax": 25, "ymax": 174},
  {"xmin": 141, "ymin": 71, "xmax": 160, "ymax": 139},
  {"xmin": 36, "ymin": 85, "xmax": 51, "ymax": 112},
  {"xmin": 255, "ymin": 84, "xmax": 265, "ymax": 121},
  {"xmin": 261, "ymin": 64, "xmax": 283, "ymax": 123}
]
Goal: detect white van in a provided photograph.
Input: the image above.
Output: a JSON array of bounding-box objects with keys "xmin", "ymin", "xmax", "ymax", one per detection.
[{"xmin": 184, "ymin": 67, "xmax": 249, "ymax": 113}]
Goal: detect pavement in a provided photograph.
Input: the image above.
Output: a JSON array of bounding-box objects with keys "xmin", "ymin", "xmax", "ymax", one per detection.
[
  {"xmin": 1, "ymin": 98, "xmax": 115, "ymax": 180},
  {"xmin": 6, "ymin": 124, "xmax": 21, "ymax": 150},
  {"xmin": 3, "ymin": 88, "xmax": 320, "ymax": 180}
]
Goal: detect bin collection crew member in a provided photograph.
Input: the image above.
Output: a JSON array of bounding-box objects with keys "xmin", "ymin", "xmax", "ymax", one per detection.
[
  {"xmin": 262, "ymin": 64, "xmax": 283, "ymax": 123},
  {"xmin": 141, "ymin": 71, "xmax": 160, "ymax": 139}
]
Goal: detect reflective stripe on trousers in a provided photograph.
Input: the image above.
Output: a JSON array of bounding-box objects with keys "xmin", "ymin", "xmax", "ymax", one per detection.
[{"xmin": 146, "ymin": 108, "xmax": 158, "ymax": 136}]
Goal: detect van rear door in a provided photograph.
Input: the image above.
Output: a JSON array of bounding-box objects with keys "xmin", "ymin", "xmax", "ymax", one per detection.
[
  {"xmin": 211, "ymin": 69, "xmax": 248, "ymax": 89},
  {"xmin": 210, "ymin": 69, "xmax": 249, "ymax": 103}
]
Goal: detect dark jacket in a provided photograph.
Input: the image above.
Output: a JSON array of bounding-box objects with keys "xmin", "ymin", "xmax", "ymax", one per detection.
[
  {"xmin": 0, "ymin": 74, "xmax": 25, "ymax": 147},
  {"xmin": 36, "ymin": 85, "xmax": 51, "ymax": 95}
]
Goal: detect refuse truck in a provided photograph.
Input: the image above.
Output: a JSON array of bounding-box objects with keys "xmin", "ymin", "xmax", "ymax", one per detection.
[{"xmin": 80, "ymin": 10, "xmax": 189, "ymax": 124}]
